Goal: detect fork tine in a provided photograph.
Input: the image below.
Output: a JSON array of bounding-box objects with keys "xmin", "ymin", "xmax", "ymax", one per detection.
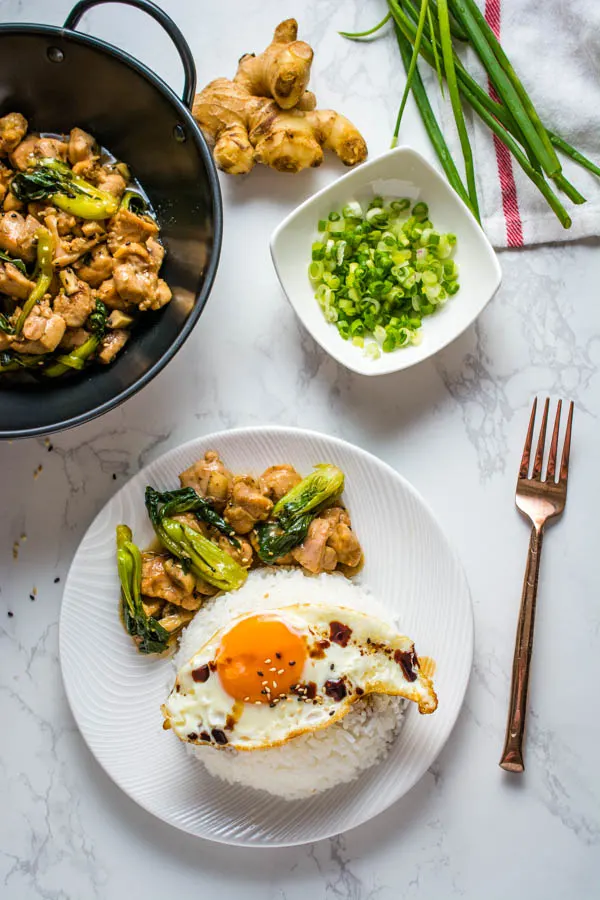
[
  {"xmin": 519, "ymin": 398, "xmax": 537, "ymax": 479},
  {"xmin": 559, "ymin": 401, "xmax": 574, "ymax": 482},
  {"xmin": 531, "ymin": 398, "xmax": 550, "ymax": 479},
  {"xmin": 545, "ymin": 400, "xmax": 562, "ymax": 482}
]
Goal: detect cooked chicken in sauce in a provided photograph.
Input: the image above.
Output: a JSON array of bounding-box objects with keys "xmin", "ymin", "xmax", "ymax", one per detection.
[
  {"xmin": 0, "ymin": 112, "xmax": 171, "ymax": 377},
  {"xmin": 120, "ymin": 452, "xmax": 364, "ymax": 653}
]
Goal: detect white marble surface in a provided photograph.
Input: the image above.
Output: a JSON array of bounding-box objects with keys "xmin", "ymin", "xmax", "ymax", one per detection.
[{"xmin": 0, "ymin": 0, "xmax": 599, "ymax": 897}]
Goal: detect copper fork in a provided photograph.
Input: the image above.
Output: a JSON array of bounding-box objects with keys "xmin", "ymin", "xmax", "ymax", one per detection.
[{"xmin": 499, "ymin": 398, "xmax": 574, "ymax": 773}]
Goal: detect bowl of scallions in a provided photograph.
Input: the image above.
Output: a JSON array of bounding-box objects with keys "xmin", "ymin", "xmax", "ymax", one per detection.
[{"xmin": 270, "ymin": 146, "xmax": 501, "ymax": 376}]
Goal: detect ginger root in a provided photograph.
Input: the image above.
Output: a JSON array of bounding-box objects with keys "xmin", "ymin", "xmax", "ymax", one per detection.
[{"xmin": 192, "ymin": 19, "xmax": 367, "ymax": 175}]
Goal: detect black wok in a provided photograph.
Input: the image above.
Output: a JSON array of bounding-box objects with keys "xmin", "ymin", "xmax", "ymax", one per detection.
[{"xmin": 0, "ymin": 0, "xmax": 222, "ymax": 439}]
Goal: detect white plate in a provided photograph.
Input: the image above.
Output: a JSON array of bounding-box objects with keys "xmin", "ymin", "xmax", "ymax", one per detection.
[
  {"xmin": 60, "ymin": 427, "xmax": 473, "ymax": 847},
  {"xmin": 271, "ymin": 146, "xmax": 502, "ymax": 376}
]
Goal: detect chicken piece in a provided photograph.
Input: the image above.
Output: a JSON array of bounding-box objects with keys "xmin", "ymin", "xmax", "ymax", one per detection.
[
  {"xmin": 55, "ymin": 211, "xmax": 78, "ymax": 237},
  {"xmin": 327, "ymin": 525, "xmax": 362, "ymax": 568},
  {"xmin": 59, "ymin": 327, "xmax": 90, "ymax": 351},
  {"xmin": 225, "ymin": 475, "xmax": 273, "ymax": 534},
  {"xmin": 95, "ymin": 165, "xmax": 127, "ymax": 198},
  {"xmin": 9, "ymin": 135, "xmax": 67, "ymax": 171},
  {"xmin": 0, "ymin": 212, "xmax": 41, "ymax": 262},
  {"xmin": 107, "ymin": 208, "xmax": 158, "ymax": 253},
  {"xmin": 53, "ymin": 234, "xmax": 102, "ymax": 268},
  {"xmin": 0, "ymin": 331, "xmax": 13, "ymax": 351},
  {"xmin": 163, "ymin": 558, "xmax": 196, "ymax": 595},
  {"xmin": 53, "ymin": 278, "xmax": 94, "ymax": 327},
  {"xmin": 0, "ymin": 113, "xmax": 28, "ymax": 156},
  {"xmin": 13, "ymin": 302, "xmax": 66, "ymax": 354},
  {"xmin": 260, "ymin": 464, "xmax": 302, "ymax": 501},
  {"xmin": 97, "ymin": 328, "xmax": 129, "ymax": 364},
  {"xmin": 81, "ymin": 221, "xmax": 106, "ymax": 240},
  {"xmin": 320, "ymin": 507, "xmax": 350, "ymax": 527},
  {"xmin": 153, "ymin": 278, "xmax": 172, "ymax": 310},
  {"xmin": 141, "ymin": 598, "xmax": 163, "ymax": 619},
  {"xmin": 217, "ymin": 534, "xmax": 253, "ymax": 568},
  {"xmin": 141, "ymin": 554, "xmax": 197, "ymax": 608},
  {"xmin": 112, "ymin": 242, "xmax": 158, "ymax": 308},
  {"xmin": 72, "ymin": 160, "xmax": 127, "ymax": 198},
  {"xmin": 75, "ymin": 243, "xmax": 113, "ymax": 287},
  {"xmin": 0, "ymin": 262, "xmax": 34, "ymax": 300},
  {"xmin": 68, "ymin": 127, "xmax": 97, "ymax": 165},
  {"xmin": 3, "ymin": 192, "xmax": 23, "ymax": 213},
  {"xmin": 179, "ymin": 450, "xmax": 233, "ymax": 509},
  {"xmin": 0, "ymin": 162, "xmax": 13, "ymax": 202},
  {"xmin": 146, "ymin": 236, "xmax": 165, "ymax": 270},
  {"xmin": 292, "ymin": 517, "xmax": 337, "ymax": 574},
  {"xmin": 96, "ymin": 277, "xmax": 131, "ymax": 310}
]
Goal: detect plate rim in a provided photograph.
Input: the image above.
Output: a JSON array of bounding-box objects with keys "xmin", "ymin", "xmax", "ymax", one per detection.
[{"xmin": 59, "ymin": 424, "xmax": 474, "ymax": 847}]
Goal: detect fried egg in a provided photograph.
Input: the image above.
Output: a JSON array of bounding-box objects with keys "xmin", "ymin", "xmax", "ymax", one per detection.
[{"xmin": 162, "ymin": 603, "xmax": 437, "ymax": 751}]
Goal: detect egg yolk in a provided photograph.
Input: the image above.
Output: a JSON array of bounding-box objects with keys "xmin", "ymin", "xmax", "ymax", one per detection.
[{"xmin": 216, "ymin": 615, "xmax": 307, "ymax": 704}]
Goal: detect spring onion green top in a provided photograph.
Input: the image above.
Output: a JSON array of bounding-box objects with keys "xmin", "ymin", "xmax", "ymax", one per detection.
[{"xmin": 308, "ymin": 197, "xmax": 459, "ymax": 358}]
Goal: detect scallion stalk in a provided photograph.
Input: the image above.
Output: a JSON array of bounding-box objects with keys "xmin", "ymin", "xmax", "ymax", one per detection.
[{"xmin": 437, "ymin": 0, "xmax": 479, "ymax": 220}]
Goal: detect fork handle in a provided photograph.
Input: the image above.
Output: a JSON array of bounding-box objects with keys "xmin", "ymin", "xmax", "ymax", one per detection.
[{"xmin": 499, "ymin": 523, "xmax": 545, "ymax": 773}]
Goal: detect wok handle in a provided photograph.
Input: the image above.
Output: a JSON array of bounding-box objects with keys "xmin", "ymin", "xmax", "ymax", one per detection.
[{"xmin": 64, "ymin": 0, "xmax": 197, "ymax": 109}]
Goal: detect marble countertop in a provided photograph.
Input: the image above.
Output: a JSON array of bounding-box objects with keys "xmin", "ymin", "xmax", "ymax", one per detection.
[{"xmin": 1, "ymin": 0, "xmax": 599, "ymax": 897}]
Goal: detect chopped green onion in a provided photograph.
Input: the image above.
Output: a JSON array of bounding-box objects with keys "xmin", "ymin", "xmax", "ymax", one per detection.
[{"xmin": 308, "ymin": 198, "xmax": 459, "ymax": 360}]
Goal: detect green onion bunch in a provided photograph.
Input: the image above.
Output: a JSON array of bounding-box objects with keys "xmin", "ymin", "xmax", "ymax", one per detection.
[
  {"xmin": 341, "ymin": 0, "xmax": 600, "ymax": 230},
  {"xmin": 309, "ymin": 197, "xmax": 459, "ymax": 357}
]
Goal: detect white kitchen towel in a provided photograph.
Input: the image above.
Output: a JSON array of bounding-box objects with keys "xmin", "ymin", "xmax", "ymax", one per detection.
[{"xmin": 435, "ymin": 0, "xmax": 600, "ymax": 248}]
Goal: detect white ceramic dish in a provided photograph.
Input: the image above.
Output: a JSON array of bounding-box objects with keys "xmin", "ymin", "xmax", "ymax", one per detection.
[
  {"xmin": 271, "ymin": 147, "xmax": 501, "ymax": 376},
  {"xmin": 60, "ymin": 426, "xmax": 473, "ymax": 847}
]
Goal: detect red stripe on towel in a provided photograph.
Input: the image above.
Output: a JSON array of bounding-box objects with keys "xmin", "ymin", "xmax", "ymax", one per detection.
[{"xmin": 485, "ymin": 0, "xmax": 524, "ymax": 247}]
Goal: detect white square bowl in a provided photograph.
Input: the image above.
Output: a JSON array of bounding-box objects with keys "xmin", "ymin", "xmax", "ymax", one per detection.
[{"xmin": 270, "ymin": 146, "xmax": 502, "ymax": 376}]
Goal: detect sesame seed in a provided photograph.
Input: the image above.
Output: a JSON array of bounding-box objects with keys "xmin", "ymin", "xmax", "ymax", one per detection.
[
  {"xmin": 272, "ymin": 681, "xmax": 278, "ymax": 688},
  {"xmin": 244, "ymin": 696, "xmax": 250, "ymax": 702},
  {"xmin": 257, "ymin": 670, "xmax": 264, "ymax": 677},
  {"xmin": 264, "ymin": 658, "xmax": 272, "ymax": 664},
  {"xmin": 269, "ymin": 667, "xmax": 277, "ymax": 672},
  {"xmin": 277, "ymin": 669, "xmax": 285, "ymax": 675},
  {"xmin": 275, "ymin": 653, "xmax": 282, "ymax": 660},
  {"xmin": 289, "ymin": 661, "xmax": 296, "ymax": 666},
  {"xmin": 255, "ymin": 701, "xmax": 262, "ymax": 706}
]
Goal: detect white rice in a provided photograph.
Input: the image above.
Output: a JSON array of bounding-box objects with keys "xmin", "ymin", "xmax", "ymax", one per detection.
[{"xmin": 174, "ymin": 568, "xmax": 405, "ymax": 801}]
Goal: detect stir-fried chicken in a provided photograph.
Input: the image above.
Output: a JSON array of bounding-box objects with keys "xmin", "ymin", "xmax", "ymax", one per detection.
[
  {"xmin": 74, "ymin": 243, "xmax": 113, "ymax": 287},
  {"xmin": 217, "ymin": 533, "xmax": 254, "ymax": 568},
  {"xmin": 67, "ymin": 127, "xmax": 96, "ymax": 165},
  {"xmin": 108, "ymin": 208, "xmax": 158, "ymax": 251},
  {"xmin": 225, "ymin": 475, "xmax": 273, "ymax": 534},
  {"xmin": 0, "ymin": 113, "xmax": 171, "ymax": 377},
  {"xmin": 292, "ymin": 517, "xmax": 338, "ymax": 573},
  {"xmin": 0, "ymin": 162, "xmax": 13, "ymax": 203},
  {"xmin": 179, "ymin": 450, "xmax": 233, "ymax": 509},
  {"xmin": 141, "ymin": 554, "xmax": 197, "ymax": 608},
  {"xmin": 322, "ymin": 507, "xmax": 363, "ymax": 568},
  {"xmin": 58, "ymin": 327, "xmax": 90, "ymax": 350},
  {"xmin": 0, "ymin": 113, "xmax": 27, "ymax": 156},
  {"xmin": 10, "ymin": 135, "xmax": 67, "ymax": 171},
  {"xmin": 53, "ymin": 276, "xmax": 94, "ymax": 327},
  {"xmin": 0, "ymin": 212, "xmax": 40, "ymax": 262},
  {"xmin": 13, "ymin": 301, "xmax": 66, "ymax": 354},
  {"xmin": 260, "ymin": 464, "xmax": 302, "ymax": 500},
  {"xmin": 0, "ymin": 262, "xmax": 33, "ymax": 300},
  {"xmin": 97, "ymin": 328, "xmax": 129, "ymax": 364}
]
